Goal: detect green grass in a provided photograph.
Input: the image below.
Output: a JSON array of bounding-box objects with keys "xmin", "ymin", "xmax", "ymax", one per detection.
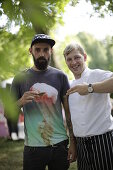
[{"xmin": 0, "ymin": 138, "xmax": 77, "ymax": 170}]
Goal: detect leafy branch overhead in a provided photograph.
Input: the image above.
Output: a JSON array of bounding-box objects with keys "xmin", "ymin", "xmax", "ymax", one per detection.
[
  {"xmin": 87, "ymin": 0, "xmax": 113, "ymax": 16},
  {"xmin": 0, "ymin": 0, "xmax": 72, "ymax": 33},
  {"xmin": 0, "ymin": 0, "xmax": 113, "ymax": 33}
]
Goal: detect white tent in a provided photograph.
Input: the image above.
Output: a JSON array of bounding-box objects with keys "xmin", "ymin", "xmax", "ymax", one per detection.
[{"xmin": 0, "ymin": 77, "xmax": 13, "ymax": 88}]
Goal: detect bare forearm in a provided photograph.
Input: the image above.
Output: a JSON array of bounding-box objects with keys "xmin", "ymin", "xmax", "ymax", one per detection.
[
  {"xmin": 65, "ymin": 112, "xmax": 74, "ymax": 138},
  {"xmin": 16, "ymin": 98, "xmax": 23, "ymax": 108},
  {"xmin": 67, "ymin": 76, "xmax": 113, "ymax": 96},
  {"xmin": 93, "ymin": 77, "xmax": 113, "ymax": 93},
  {"xmin": 63, "ymin": 96, "xmax": 75, "ymax": 140}
]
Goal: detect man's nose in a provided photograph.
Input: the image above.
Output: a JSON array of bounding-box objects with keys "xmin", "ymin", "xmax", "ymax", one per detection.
[
  {"xmin": 72, "ymin": 59, "xmax": 77, "ymax": 64},
  {"xmin": 39, "ymin": 50, "xmax": 44, "ymax": 56}
]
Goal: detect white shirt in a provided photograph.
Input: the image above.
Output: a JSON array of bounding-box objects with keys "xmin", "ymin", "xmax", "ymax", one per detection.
[{"xmin": 69, "ymin": 67, "xmax": 113, "ymax": 137}]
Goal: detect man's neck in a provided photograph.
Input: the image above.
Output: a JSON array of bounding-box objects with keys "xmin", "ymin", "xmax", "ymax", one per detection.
[
  {"xmin": 74, "ymin": 74, "xmax": 81, "ymax": 80},
  {"xmin": 32, "ymin": 66, "xmax": 48, "ymax": 72}
]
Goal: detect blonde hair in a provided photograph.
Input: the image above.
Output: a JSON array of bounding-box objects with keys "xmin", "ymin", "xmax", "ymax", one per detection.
[{"xmin": 63, "ymin": 43, "xmax": 85, "ymax": 58}]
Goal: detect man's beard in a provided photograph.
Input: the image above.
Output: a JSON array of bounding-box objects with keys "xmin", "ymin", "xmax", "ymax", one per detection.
[{"xmin": 33, "ymin": 56, "xmax": 50, "ymax": 70}]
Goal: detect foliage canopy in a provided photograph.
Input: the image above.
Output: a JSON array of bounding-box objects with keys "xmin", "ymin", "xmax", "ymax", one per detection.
[{"xmin": 0, "ymin": 0, "xmax": 72, "ymax": 33}]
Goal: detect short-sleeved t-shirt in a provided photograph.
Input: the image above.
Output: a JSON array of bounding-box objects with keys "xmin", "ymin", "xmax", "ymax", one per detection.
[{"xmin": 11, "ymin": 66, "xmax": 70, "ymax": 146}]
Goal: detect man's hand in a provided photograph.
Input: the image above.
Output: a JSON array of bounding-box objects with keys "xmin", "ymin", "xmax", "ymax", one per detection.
[
  {"xmin": 66, "ymin": 84, "xmax": 88, "ymax": 96},
  {"xmin": 68, "ymin": 138, "xmax": 77, "ymax": 163},
  {"xmin": 17, "ymin": 91, "xmax": 42, "ymax": 107}
]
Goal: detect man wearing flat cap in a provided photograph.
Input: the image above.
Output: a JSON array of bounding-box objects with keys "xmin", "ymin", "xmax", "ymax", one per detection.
[{"xmin": 11, "ymin": 34, "xmax": 76, "ymax": 170}]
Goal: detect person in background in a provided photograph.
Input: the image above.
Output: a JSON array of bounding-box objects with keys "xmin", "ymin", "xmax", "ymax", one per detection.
[
  {"xmin": 63, "ymin": 42, "xmax": 113, "ymax": 170},
  {"xmin": 11, "ymin": 34, "xmax": 76, "ymax": 170},
  {"xmin": 0, "ymin": 98, "xmax": 9, "ymax": 138},
  {"xmin": 6, "ymin": 83, "xmax": 19, "ymax": 140}
]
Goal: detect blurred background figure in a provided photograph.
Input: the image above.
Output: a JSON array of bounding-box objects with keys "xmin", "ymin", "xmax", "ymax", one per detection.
[
  {"xmin": 0, "ymin": 99, "xmax": 9, "ymax": 138},
  {"xmin": 6, "ymin": 83, "xmax": 19, "ymax": 140},
  {"xmin": 0, "ymin": 80, "xmax": 25, "ymax": 141}
]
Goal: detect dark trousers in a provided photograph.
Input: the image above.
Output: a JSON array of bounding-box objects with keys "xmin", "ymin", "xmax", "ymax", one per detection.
[
  {"xmin": 23, "ymin": 139, "xmax": 69, "ymax": 170},
  {"xmin": 76, "ymin": 130, "xmax": 113, "ymax": 170},
  {"xmin": 7, "ymin": 119, "xmax": 18, "ymax": 137}
]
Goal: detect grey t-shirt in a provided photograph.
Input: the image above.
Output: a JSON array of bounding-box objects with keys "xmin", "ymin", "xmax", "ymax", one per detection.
[{"xmin": 11, "ymin": 66, "xmax": 70, "ymax": 146}]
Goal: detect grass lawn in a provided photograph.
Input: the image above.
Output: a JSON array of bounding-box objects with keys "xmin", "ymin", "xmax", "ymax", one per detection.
[{"xmin": 0, "ymin": 138, "xmax": 77, "ymax": 170}]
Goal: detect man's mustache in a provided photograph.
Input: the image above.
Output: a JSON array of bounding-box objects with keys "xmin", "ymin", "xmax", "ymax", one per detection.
[{"xmin": 37, "ymin": 56, "xmax": 47, "ymax": 61}]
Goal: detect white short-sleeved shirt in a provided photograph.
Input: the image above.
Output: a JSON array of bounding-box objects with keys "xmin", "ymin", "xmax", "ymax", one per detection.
[{"xmin": 69, "ymin": 67, "xmax": 113, "ymax": 137}]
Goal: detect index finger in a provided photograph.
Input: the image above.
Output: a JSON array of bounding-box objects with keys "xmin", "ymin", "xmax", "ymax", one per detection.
[
  {"xmin": 67, "ymin": 87, "xmax": 76, "ymax": 93},
  {"xmin": 28, "ymin": 90, "xmax": 39, "ymax": 96}
]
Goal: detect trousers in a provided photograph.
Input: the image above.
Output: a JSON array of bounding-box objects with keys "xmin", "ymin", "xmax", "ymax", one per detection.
[
  {"xmin": 76, "ymin": 130, "xmax": 113, "ymax": 170},
  {"xmin": 23, "ymin": 139, "xmax": 69, "ymax": 170}
]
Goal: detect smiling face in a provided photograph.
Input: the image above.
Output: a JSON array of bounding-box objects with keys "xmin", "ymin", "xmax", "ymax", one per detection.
[{"xmin": 65, "ymin": 48, "xmax": 87, "ymax": 79}]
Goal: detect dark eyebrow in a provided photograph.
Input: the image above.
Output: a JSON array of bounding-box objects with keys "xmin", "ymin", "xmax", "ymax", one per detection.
[
  {"xmin": 44, "ymin": 47, "xmax": 49, "ymax": 51},
  {"xmin": 35, "ymin": 47, "xmax": 40, "ymax": 50}
]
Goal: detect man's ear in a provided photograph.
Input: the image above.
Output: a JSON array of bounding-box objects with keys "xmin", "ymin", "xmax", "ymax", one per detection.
[
  {"xmin": 29, "ymin": 47, "xmax": 32, "ymax": 54},
  {"xmin": 84, "ymin": 53, "xmax": 87, "ymax": 61}
]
